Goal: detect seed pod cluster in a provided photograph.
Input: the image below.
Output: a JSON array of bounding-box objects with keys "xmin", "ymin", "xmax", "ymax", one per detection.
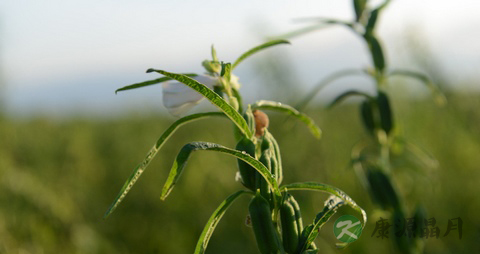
[
  {"xmin": 249, "ymin": 193, "xmax": 281, "ymax": 254},
  {"xmin": 280, "ymin": 194, "xmax": 303, "ymax": 253},
  {"xmin": 242, "ymin": 110, "xmax": 295, "ymax": 254},
  {"xmin": 255, "ymin": 130, "xmax": 283, "ymax": 206}
]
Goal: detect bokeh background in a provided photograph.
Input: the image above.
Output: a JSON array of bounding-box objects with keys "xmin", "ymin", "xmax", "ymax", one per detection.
[{"xmin": 1, "ymin": 0, "xmax": 479, "ymax": 253}]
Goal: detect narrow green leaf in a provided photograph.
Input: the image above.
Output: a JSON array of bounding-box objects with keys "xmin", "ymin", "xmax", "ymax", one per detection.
[
  {"xmin": 365, "ymin": 9, "xmax": 379, "ymax": 34},
  {"xmin": 365, "ymin": 0, "xmax": 391, "ymax": 33},
  {"xmin": 161, "ymin": 142, "xmax": 280, "ymax": 200},
  {"xmin": 232, "ymin": 39, "xmax": 290, "ymax": 69},
  {"xmin": 284, "ymin": 183, "xmax": 367, "ymax": 250},
  {"xmin": 103, "ymin": 112, "xmax": 226, "ymax": 219},
  {"xmin": 296, "ymin": 69, "xmax": 369, "ymax": 111},
  {"xmin": 353, "ymin": 0, "xmax": 367, "ymax": 21},
  {"xmin": 251, "ymin": 100, "xmax": 322, "ymax": 139},
  {"xmin": 366, "ymin": 166, "xmax": 400, "ymax": 210},
  {"xmin": 404, "ymin": 142, "xmax": 439, "ymax": 169},
  {"xmin": 281, "ymin": 182, "xmax": 367, "ymax": 227},
  {"xmin": 149, "ymin": 69, "xmax": 253, "ymax": 138},
  {"xmin": 115, "ymin": 73, "xmax": 198, "ymax": 94},
  {"xmin": 294, "ymin": 17, "xmax": 354, "ymax": 27},
  {"xmin": 377, "ymin": 91, "xmax": 393, "ymax": 134},
  {"xmin": 301, "ymin": 196, "xmax": 346, "ymax": 251},
  {"xmin": 389, "ymin": 69, "xmax": 429, "ymax": 83},
  {"xmin": 195, "ymin": 190, "xmax": 252, "ymax": 254},
  {"xmin": 269, "ymin": 17, "xmax": 353, "ymax": 41},
  {"xmin": 328, "ymin": 90, "xmax": 372, "ymax": 108},
  {"xmin": 388, "ymin": 69, "xmax": 446, "ymax": 106},
  {"xmin": 360, "ymin": 99, "xmax": 376, "ymax": 135},
  {"xmin": 368, "ymin": 36, "xmax": 385, "ymax": 73},
  {"xmin": 269, "ymin": 24, "xmax": 332, "ymax": 41}
]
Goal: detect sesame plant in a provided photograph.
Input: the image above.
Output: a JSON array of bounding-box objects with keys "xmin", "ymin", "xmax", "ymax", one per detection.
[
  {"xmin": 104, "ymin": 40, "xmax": 367, "ymax": 254},
  {"xmin": 285, "ymin": 0, "xmax": 445, "ymax": 253}
]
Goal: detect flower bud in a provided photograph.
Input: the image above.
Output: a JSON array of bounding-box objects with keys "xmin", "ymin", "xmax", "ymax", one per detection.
[{"xmin": 253, "ymin": 110, "xmax": 269, "ymax": 137}]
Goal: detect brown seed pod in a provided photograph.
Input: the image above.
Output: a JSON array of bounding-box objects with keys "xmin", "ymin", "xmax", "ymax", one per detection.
[{"xmin": 253, "ymin": 110, "xmax": 269, "ymax": 137}]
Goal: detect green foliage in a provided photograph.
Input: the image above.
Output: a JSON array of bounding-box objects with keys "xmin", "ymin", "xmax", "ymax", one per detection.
[
  {"xmin": 232, "ymin": 39, "xmax": 290, "ymax": 69},
  {"xmin": 252, "ymin": 100, "xmax": 322, "ymax": 139},
  {"xmin": 195, "ymin": 190, "xmax": 252, "ymax": 254},
  {"xmin": 147, "ymin": 69, "xmax": 253, "ymax": 139},
  {"xmin": 1, "ymin": 94, "xmax": 480, "ymax": 253},
  {"xmin": 103, "ymin": 42, "xmax": 364, "ymax": 254},
  {"xmin": 249, "ymin": 192, "xmax": 283, "ymax": 254},
  {"xmin": 289, "ymin": 1, "xmax": 448, "ymax": 253},
  {"xmin": 115, "ymin": 73, "xmax": 198, "ymax": 94},
  {"xmin": 298, "ymin": 196, "xmax": 345, "ymax": 251},
  {"xmin": 280, "ymin": 194, "xmax": 301, "ymax": 253},
  {"xmin": 104, "ymin": 112, "xmax": 226, "ymax": 218},
  {"xmin": 328, "ymin": 90, "xmax": 372, "ymax": 109},
  {"xmin": 160, "ymin": 141, "xmax": 281, "ymax": 201},
  {"xmin": 353, "ymin": 0, "xmax": 367, "ymax": 21},
  {"xmin": 281, "ymin": 182, "xmax": 367, "ymax": 224}
]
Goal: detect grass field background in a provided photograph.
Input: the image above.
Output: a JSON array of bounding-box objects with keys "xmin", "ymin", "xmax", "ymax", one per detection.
[{"xmin": 1, "ymin": 90, "xmax": 479, "ymax": 253}]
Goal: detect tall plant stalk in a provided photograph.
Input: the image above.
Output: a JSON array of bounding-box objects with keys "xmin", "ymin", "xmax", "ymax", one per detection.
[
  {"xmin": 105, "ymin": 41, "xmax": 366, "ymax": 253},
  {"xmin": 284, "ymin": 1, "xmax": 445, "ymax": 253}
]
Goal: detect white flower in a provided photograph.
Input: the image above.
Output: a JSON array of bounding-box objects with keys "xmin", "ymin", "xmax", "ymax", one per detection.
[
  {"xmin": 162, "ymin": 75, "xmax": 218, "ymax": 117},
  {"xmin": 230, "ymin": 74, "xmax": 241, "ymax": 90},
  {"xmin": 162, "ymin": 74, "xmax": 241, "ymax": 117}
]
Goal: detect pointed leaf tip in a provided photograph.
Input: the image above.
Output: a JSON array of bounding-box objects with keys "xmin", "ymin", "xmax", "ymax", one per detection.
[
  {"xmin": 103, "ymin": 112, "xmax": 226, "ymax": 218},
  {"xmin": 146, "ymin": 68, "xmax": 155, "ymax": 73},
  {"xmin": 233, "ymin": 39, "xmax": 291, "ymax": 69}
]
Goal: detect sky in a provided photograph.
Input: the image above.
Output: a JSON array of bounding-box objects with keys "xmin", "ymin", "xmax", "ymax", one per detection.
[{"xmin": 1, "ymin": 0, "xmax": 479, "ymax": 117}]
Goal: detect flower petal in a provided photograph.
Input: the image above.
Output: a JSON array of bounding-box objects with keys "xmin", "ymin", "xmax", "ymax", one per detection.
[{"xmin": 230, "ymin": 74, "xmax": 241, "ymax": 90}]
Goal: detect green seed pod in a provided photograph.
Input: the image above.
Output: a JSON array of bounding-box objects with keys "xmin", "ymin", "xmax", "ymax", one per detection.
[
  {"xmin": 360, "ymin": 99, "xmax": 375, "ymax": 135},
  {"xmin": 243, "ymin": 106, "xmax": 256, "ymax": 135},
  {"xmin": 257, "ymin": 151, "xmax": 272, "ymax": 202},
  {"xmin": 261, "ymin": 133, "xmax": 273, "ymax": 151},
  {"xmin": 262, "ymin": 131, "xmax": 281, "ymax": 182},
  {"xmin": 377, "ymin": 91, "xmax": 393, "ymax": 134},
  {"xmin": 235, "ymin": 137, "xmax": 257, "ymax": 190},
  {"xmin": 288, "ymin": 195, "xmax": 304, "ymax": 237},
  {"xmin": 280, "ymin": 194, "xmax": 301, "ymax": 253},
  {"xmin": 266, "ymin": 131, "xmax": 283, "ymax": 184},
  {"xmin": 366, "ymin": 166, "xmax": 400, "ymax": 210},
  {"xmin": 270, "ymin": 156, "xmax": 279, "ymax": 183},
  {"xmin": 249, "ymin": 194, "xmax": 280, "ymax": 254}
]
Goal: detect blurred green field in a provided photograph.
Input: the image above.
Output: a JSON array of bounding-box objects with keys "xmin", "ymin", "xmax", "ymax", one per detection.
[{"xmin": 1, "ymin": 91, "xmax": 479, "ymax": 253}]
